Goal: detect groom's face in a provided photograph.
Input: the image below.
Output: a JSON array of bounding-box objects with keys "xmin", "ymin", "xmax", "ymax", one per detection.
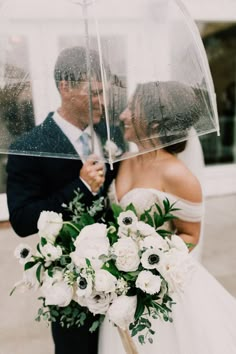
[{"xmin": 70, "ymin": 80, "xmax": 104, "ymax": 127}]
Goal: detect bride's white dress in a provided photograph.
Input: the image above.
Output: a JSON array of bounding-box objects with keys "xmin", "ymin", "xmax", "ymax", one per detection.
[{"xmin": 98, "ymin": 183, "xmax": 236, "ymax": 354}]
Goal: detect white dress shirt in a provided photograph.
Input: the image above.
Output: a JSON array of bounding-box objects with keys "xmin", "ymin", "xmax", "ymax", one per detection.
[{"xmin": 53, "ymin": 111, "xmax": 103, "ymax": 159}]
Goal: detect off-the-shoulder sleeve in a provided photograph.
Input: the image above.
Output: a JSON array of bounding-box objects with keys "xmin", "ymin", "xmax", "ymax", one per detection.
[{"xmin": 158, "ymin": 192, "xmax": 204, "ymax": 222}]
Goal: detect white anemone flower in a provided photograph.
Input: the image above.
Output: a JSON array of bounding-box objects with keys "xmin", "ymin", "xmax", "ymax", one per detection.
[
  {"xmin": 76, "ymin": 274, "xmax": 93, "ymax": 298},
  {"xmin": 14, "ymin": 244, "xmax": 32, "ymax": 264},
  {"xmin": 117, "ymin": 210, "xmax": 138, "ymax": 230},
  {"xmin": 141, "ymin": 248, "xmax": 163, "ymax": 270}
]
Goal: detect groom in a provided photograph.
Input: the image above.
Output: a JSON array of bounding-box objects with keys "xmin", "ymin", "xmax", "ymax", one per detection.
[{"xmin": 6, "ymin": 46, "xmax": 122, "ymax": 354}]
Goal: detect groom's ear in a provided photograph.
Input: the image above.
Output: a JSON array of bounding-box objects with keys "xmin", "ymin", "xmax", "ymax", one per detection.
[{"xmin": 58, "ymin": 80, "xmax": 71, "ymax": 98}]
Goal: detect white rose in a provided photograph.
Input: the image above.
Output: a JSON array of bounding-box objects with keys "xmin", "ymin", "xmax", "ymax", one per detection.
[
  {"xmin": 136, "ymin": 270, "xmax": 161, "ymax": 295},
  {"xmin": 40, "ymin": 243, "xmax": 62, "ymax": 262},
  {"xmin": 117, "ymin": 226, "xmax": 129, "ymax": 238},
  {"xmin": 86, "ymin": 292, "xmax": 115, "ymax": 315},
  {"xmin": 94, "ymin": 269, "xmax": 117, "ymax": 293},
  {"xmin": 117, "ymin": 211, "xmax": 138, "ymax": 230},
  {"xmin": 73, "ymin": 223, "xmax": 109, "ymax": 269},
  {"xmin": 107, "ymin": 295, "xmax": 137, "ymax": 330},
  {"xmin": 70, "ymin": 251, "xmax": 87, "ymax": 269},
  {"xmin": 14, "ymin": 244, "xmax": 32, "ymax": 264},
  {"xmin": 37, "ymin": 211, "xmax": 63, "ymax": 243},
  {"xmin": 157, "ymin": 249, "xmax": 195, "ymax": 293},
  {"xmin": 41, "ymin": 270, "xmax": 73, "ymax": 307},
  {"xmin": 74, "ymin": 223, "xmax": 107, "ymax": 245},
  {"xmin": 168, "ymin": 234, "xmax": 189, "ymax": 254},
  {"xmin": 41, "ymin": 281, "xmax": 73, "ymax": 307},
  {"xmin": 139, "ymin": 235, "xmax": 169, "ymax": 251},
  {"xmin": 15, "ymin": 263, "xmax": 43, "ymax": 292},
  {"xmin": 112, "ymin": 238, "xmax": 140, "ymax": 272},
  {"xmin": 141, "ymin": 248, "xmax": 163, "ymax": 270}
]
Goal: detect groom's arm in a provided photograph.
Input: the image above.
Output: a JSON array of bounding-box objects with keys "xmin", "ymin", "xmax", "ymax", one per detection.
[{"xmin": 6, "ymin": 154, "xmax": 101, "ymax": 237}]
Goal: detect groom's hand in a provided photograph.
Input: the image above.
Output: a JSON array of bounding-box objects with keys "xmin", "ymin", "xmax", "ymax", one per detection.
[{"xmin": 80, "ymin": 154, "xmax": 105, "ymax": 193}]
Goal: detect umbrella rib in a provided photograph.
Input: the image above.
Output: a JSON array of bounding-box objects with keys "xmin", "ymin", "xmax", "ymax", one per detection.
[{"xmin": 94, "ymin": 7, "xmax": 113, "ymax": 168}]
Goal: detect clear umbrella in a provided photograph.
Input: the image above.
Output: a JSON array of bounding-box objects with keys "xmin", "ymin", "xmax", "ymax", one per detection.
[{"xmin": 0, "ymin": 0, "xmax": 219, "ymax": 165}]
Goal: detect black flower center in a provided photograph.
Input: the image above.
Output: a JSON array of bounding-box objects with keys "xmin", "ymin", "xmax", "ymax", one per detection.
[
  {"xmin": 148, "ymin": 254, "xmax": 160, "ymax": 265},
  {"xmin": 78, "ymin": 277, "xmax": 87, "ymax": 290},
  {"xmin": 122, "ymin": 217, "xmax": 133, "ymax": 225},
  {"xmin": 20, "ymin": 248, "xmax": 29, "ymax": 258}
]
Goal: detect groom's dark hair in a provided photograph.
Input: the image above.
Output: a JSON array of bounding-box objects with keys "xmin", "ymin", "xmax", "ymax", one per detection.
[{"xmin": 54, "ymin": 46, "xmax": 111, "ymax": 89}]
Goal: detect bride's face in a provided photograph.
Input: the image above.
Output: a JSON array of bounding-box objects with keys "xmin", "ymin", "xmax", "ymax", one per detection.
[{"xmin": 119, "ymin": 100, "xmax": 147, "ymax": 143}]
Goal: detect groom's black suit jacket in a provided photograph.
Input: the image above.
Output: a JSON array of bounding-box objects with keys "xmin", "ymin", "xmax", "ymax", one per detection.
[
  {"xmin": 6, "ymin": 112, "xmax": 121, "ymax": 354},
  {"xmin": 6, "ymin": 112, "xmax": 119, "ymax": 237}
]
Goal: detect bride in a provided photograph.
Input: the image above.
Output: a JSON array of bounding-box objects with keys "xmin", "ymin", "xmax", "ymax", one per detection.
[{"xmin": 98, "ymin": 81, "xmax": 236, "ymax": 354}]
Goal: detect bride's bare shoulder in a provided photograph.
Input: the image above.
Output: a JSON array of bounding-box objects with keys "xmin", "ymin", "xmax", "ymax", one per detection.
[{"xmin": 162, "ymin": 156, "xmax": 202, "ymax": 203}]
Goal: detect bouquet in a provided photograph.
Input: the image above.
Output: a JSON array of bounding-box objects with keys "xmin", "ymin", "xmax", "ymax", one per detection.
[{"xmin": 11, "ymin": 189, "xmax": 194, "ymax": 353}]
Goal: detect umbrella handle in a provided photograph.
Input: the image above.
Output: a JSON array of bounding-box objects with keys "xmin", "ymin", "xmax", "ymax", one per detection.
[{"xmin": 117, "ymin": 327, "xmax": 139, "ymax": 354}]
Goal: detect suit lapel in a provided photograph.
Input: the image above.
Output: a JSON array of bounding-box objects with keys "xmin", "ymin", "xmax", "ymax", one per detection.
[{"xmin": 41, "ymin": 113, "xmax": 79, "ymax": 156}]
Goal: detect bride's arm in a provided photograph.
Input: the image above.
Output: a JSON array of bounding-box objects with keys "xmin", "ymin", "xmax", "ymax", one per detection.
[
  {"xmin": 164, "ymin": 159, "xmax": 203, "ymax": 251},
  {"xmin": 173, "ymin": 219, "xmax": 201, "ymax": 251}
]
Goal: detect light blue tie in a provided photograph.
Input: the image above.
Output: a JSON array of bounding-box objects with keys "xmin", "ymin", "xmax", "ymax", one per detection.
[{"xmin": 79, "ymin": 132, "xmax": 91, "ymax": 157}]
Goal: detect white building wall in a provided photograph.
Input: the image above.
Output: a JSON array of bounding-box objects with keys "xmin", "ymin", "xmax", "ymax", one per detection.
[{"xmin": 182, "ymin": 0, "xmax": 236, "ymax": 21}]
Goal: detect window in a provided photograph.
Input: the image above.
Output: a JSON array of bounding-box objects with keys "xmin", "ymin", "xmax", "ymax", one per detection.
[
  {"xmin": 197, "ymin": 23, "xmax": 236, "ymax": 165},
  {"xmin": 0, "ymin": 35, "xmax": 34, "ymax": 194}
]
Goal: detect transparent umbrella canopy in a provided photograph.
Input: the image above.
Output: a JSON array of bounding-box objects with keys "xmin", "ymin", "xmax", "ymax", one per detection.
[{"xmin": 0, "ymin": 0, "xmax": 219, "ymax": 164}]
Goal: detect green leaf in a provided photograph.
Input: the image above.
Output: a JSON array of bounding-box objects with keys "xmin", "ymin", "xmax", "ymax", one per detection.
[
  {"xmin": 138, "ymin": 335, "xmax": 145, "ymax": 345},
  {"xmin": 24, "ymin": 261, "xmax": 37, "ymax": 271},
  {"xmin": 36, "ymin": 243, "xmax": 41, "ymax": 255},
  {"xmin": 153, "ymin": 211, "xmax": 163, "ymax": 228},
  {"xmin": 185, "ymin": 242, "xmax": 195, "ymax": 249},
  {"xmin": 101, "ymin": 261, "xmax": 120, "ymax": 278},
  {"xmin": 61, "ymin": 223, "xmax": 79, "ymax": 239},
  {"xmin": 134, "ymin": 296, "xmax": 145, "ymax": 320},
  {"xmin": 143, "ymin": 211, "xmax": 154, "ymax": 227},
  {"xmin": 40, "ymin": 237, "xmax": 47, "ymax": 246},
  {"xmin": 156, "ymin": 229, "xmax": 172, "ymax": 238},
  {"xmin": 163, "ymin": 198, "xmax": 170, "ymax": 214},
  {"xmin": 111, "ymin": 203, "xmax": 124, "ymax": 219},
  {"xmin": 89, "ymin": 315, "xmax": 105, "ymax": 332},
  {"xmin": 125, "ymin": 203, "xmax": 137, "ymax": 215},
  {"xmin": 89, "ymin": 320, "xmax": 100, "ymax": 333},
  {"xmin": 36, "ymin": 263, "xmax": 43, "ymax": 283},
  {"xmin": 155, "ymin": 203, "xmax": 163, "ymax": 217},
  {"xmin": 9, "ymin": 286, "xmax": 16, "ymax": 296},
  {"xmin": 122, "ymin": 271, "xmax": 139, "ymax": 281},
  {"xmin": 85, "ymin": 258, "xmax": 92, "ymax": 268},
  {"xmin": 79, "ymin": 214, "xmax": 94, "ymax": 227}
]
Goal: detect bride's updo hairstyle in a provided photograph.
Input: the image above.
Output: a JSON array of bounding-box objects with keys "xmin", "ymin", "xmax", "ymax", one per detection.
[{"xmin": 131, "ymin": 81, "xmax": 202, "ymax": 154}]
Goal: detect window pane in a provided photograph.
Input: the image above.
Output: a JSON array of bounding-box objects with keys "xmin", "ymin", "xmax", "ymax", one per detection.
[
  {"xmin": 0, "ymin": 35, "xmax": 35, "ymax": 193},
  {"xmin": 198, "ymin": 23, "xmax": 236, "ymax": 165}
]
